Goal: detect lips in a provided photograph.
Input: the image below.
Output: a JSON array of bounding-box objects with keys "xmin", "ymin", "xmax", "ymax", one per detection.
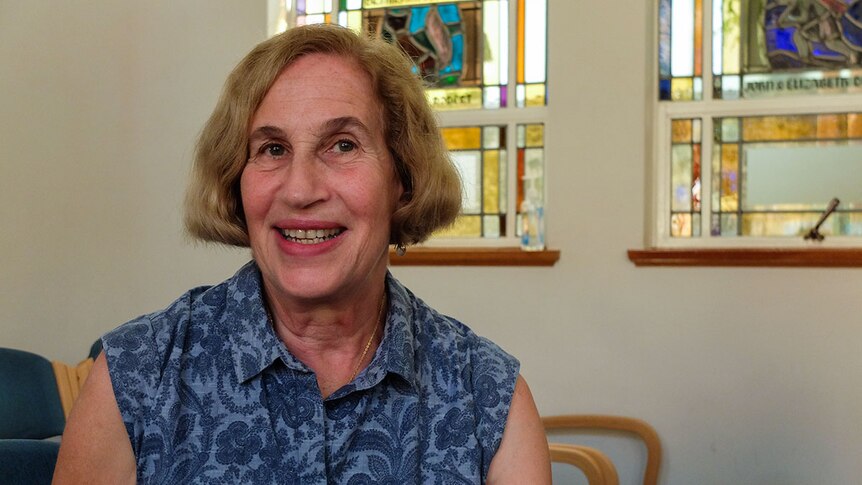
[{"xmin": 278, "ymin": 227, "xmax": 345, "ymax": 244}]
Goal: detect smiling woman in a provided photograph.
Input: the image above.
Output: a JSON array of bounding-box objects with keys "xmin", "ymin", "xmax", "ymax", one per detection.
[{"xmin": 52, "ymin": 24, "xmax": 550, "ymax": 484}]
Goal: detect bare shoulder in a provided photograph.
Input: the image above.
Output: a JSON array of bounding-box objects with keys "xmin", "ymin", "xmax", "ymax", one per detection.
[
  {"xmin": 53, "ymin": 353, "xmax": 136, "ymax": 484},
  {"xmin": 486, "ymin": 375, "xmax": 551, "ymax": 485}
]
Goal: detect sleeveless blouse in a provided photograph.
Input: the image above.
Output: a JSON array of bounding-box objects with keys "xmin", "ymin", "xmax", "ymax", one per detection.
[{"xmin": 102, "ymin": 262, "xmax": 519, "ymax": 484}]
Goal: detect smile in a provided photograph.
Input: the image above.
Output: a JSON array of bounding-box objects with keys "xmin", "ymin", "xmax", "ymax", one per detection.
[{"xmin": 279, "ymin": 228, "xmax": 344, "ymax": 244}]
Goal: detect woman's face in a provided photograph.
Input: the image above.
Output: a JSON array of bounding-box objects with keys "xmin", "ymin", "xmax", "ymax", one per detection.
[{"xmin": 240, "ymin": 53, "xmax": 403, "ymax": 305}]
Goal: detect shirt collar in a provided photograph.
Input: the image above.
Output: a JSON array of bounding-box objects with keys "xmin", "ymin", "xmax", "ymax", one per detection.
[
  {"xmin": 223, "ymin": 261, "xmax": 294, "ymax": 384},
  {"xmin": 223, "ymin": 263, "xmax": 418, "ymax": 387}
]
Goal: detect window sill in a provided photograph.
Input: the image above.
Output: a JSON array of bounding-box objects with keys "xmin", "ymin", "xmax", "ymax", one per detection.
[
  {"xmin": 627, "ymin": 248, "xmax": 862, "ymax": 267},
  {"xmin": 389, "ymin": 247, "xmax": 561, "ymax": 266}
]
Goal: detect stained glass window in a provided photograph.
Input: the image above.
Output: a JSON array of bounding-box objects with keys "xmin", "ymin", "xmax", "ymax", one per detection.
[
  {"xmin": 712, "ymin": 113, "xmax": 862, "ymax": 236},
  {"xmin": 656, "ymin": 1, "xmax": 862, "ymax": 247},
  {"xmin": 434, "ymin": 125, "xmax": 508, "ymax": 238},
  {"xmin": 270, "ymin": 0, "xmax": 548, "ymax": 244}
]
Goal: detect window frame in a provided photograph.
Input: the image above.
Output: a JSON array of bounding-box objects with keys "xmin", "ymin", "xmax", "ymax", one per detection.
[
  {"xmin": 268, "ymin": 0, "xmax": 555, "ymax": 255},
  {"xmin": 649, "ymin": 0, "xmax": 862, "ymax": 252}
]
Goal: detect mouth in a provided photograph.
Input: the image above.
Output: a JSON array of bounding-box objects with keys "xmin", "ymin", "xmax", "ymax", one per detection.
[{"xmin": 278, "ymin": 227, "xmax": 345, "ymax": 245}]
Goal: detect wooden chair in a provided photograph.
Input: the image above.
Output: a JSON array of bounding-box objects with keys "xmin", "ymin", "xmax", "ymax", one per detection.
[
  {"xmin": 50, "ymin": 357, "xmax": 95, "ymax": 418},
  {"xmin": 543, "ymin": 415, "xmax": 662, "ymax": 485},
  {"xmin": 549, "ymin": 443, "xmax": 619, "ymax": 485}
]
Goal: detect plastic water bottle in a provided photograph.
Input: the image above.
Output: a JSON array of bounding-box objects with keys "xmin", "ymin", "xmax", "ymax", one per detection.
[{"xmin": 520, "ymin": 188, "xmax": 545, "ymax": 251}]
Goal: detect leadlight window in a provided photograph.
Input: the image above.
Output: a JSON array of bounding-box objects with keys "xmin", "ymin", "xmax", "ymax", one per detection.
[
  {"xmin": 654, "ymin": 0, "xmax": 862, "ymax": 247},
  {"xmin": 269, "ymin": 0, "xmax": 548, "ymax": 246}
]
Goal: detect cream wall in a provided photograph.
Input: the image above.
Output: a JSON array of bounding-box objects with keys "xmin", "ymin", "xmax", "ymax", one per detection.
[{"xmin": 2, "ymin": 1, "xmax": 861, "ymax": 483}]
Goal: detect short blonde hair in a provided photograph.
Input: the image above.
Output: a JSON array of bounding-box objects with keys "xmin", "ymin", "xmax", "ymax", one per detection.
[{"xmin": 184, "ymin": 24, "xmax": 461, "ymax": 247}]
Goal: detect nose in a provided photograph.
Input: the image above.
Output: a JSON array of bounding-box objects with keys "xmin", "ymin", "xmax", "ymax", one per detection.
[{"xmin": 279, "ymin": 153, "xmax": 329, "ymax": 209}]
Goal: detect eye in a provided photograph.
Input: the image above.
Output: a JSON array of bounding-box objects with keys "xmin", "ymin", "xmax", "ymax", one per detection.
[
  {"xmin": 332, "ymin": 139, "xmax": 356, "ymax": 154},
  {"xmin": 264, "ymin": 143, "xmax": 287, "ymax": 158}
]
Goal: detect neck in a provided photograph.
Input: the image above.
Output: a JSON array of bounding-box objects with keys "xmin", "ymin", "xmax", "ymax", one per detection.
[{"xmin": 263, "ymin": 278, "xmax": 388, "ymax": 398}]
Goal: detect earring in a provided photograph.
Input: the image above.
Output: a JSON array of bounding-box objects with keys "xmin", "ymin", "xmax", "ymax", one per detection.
[{"xmin": 395, "ymin": 243, "xmax": 407, "ymax": 256}]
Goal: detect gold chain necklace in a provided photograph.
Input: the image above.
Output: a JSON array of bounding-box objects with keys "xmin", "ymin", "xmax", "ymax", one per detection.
[
  {"xmin": 265, "ymin": 292, "xmax": 387, "ymax": 385},
  {"xmin": 348, "ymin": 292, "xmax": 386, "ymax": 383}
]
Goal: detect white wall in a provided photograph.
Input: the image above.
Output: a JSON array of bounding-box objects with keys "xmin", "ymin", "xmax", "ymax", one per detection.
[{"xmin": 2, "ymin": 1, "xmax": 861, "ymax": 483}]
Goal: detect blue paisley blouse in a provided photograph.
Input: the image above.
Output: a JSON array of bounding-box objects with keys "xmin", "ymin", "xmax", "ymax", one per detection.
[{"xmin": 102, "ymin": 261, "xmax": 519, "ymax": 484}]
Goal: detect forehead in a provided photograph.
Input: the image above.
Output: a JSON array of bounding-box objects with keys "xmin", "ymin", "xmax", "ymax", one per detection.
[{"xmin": 251, "ymin": 53, "xmax": 384, "ymax": 133}]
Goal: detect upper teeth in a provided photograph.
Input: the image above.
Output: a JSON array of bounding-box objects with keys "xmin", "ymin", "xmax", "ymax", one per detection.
[{"xmin": 280, "ymin": 228, "xmax": 342, "ymax": 242}]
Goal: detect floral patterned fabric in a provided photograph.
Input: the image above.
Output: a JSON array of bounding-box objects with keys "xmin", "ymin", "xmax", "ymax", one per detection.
[{"xmin": 102, "ymin": 261, "xmax": 519, "ymax": 484}]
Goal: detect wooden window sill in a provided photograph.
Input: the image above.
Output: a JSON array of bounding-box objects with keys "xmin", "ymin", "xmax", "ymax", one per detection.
[
  {"xmin": 389, "ymin": 247, "xmax": 561, "ymax": 266},
  {"xmin": 628, "ymin": 248, "xmax": 862, "ymax": 267}
]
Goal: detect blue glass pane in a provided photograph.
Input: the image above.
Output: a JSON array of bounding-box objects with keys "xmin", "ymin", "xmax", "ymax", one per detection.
[
  {"xmin": 409, "ymin": 7, "xmax": 429, "ymax": 33},
  {"xmin": 660, "ymin": 78, "xmax": 672, "ymax": 100},
  {"xmin": 438, "ymin": 4, "xmax": 460, "ymax": 23}
]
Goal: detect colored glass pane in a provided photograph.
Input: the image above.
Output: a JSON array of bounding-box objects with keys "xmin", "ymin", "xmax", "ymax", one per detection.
[
  {"xmin": 434, "ymin": 214, "xmax": 482, "ymax": 237},
  {"xmin": 671, "ymin": 213, "xmax": 692, "ymax": 237},
  {"xmin": 525, "ymin": 124, "xmax": 543, "ymax": 148},
  {"xmin": 671, "ymin": 0, "xmax": 695, "ymax": 77},
  {"xmin": 483, "ymin": 150, "xmax": 500, "ymax": 213},
  {"xmin": 742, "ymin": 115, "xmax": 817, "ymax": 142},
  {"xmin": 694, "ymin": 0, "xmax": 703, "ymax": 76},
  {"xmin": 482, "ymin": 0, "xmax": 507, "ymax": 86},
  {"xmin": 524, "ymin": 84, "xmax": 546, "ymax": 107},
  {"xmin": 659, "ymin": 0, "xmax": 671, "ymax": 78},
  {"xmin": 851, "ymin": 114, "xmax": 862, "ymax": 138},
  {"xmin": 673, "ymin": 120, "xmax": 693, "ymax": 143},
  {"xmin": 483, "ymin": 125, "xmax": 501, "ymax": 149},
  {"xmin": 671, "ymin": 78, "xmax": 694, "ymax": 101},
  {"xmin": 441, "ymin": 126, "xmax": 482, "ymax": 149},
  {"xmin": 720, "ymin": 143, "xmax": 739, "ymax": 212},
  {"xmin": 483, "ymin": 214, "xmax": 502, "ymax": 238},
  {"xmin": 672, "ymin": 145, "xmax": 694, "ymax": 212}
]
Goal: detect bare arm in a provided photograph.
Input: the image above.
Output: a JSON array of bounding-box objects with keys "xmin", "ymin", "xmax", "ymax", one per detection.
[
  {"xmin": 53, "ymin": 352, "xmax": 136, "ymax": 484},
  {"xmin": 486, "ymin": 375, "xmax": 552, "ymax": 484}
]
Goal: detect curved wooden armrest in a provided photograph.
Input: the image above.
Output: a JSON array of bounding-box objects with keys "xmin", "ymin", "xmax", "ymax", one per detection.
[
  {"xmin": 549, "ymin": 443, "xmax": 619, "ymax": 485},
  {"xmin": 543, "ymin": 415, "xmax": 661, "ymax": 485}
]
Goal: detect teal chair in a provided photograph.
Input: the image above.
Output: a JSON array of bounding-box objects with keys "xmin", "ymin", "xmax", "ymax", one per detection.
[
  {"xmin": 0, "ymin": 348, "xmax": 66, "ymax": 439},
  {"xmin": 0, "ymin": 348, "xmax": 69, "ymax": 485}
]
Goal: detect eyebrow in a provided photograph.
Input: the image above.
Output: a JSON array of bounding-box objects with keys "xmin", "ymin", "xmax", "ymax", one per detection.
[
  {"xmin": 320, "ymin": 116, "xmax": 376, "ymax": 139},
  {"xmin": 248, "ymin": 125, "xmax": 286, "ymax": 144}
]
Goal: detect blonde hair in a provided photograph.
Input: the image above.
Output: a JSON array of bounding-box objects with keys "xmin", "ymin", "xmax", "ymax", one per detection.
[{"xmin": 184, "ymin": 24, "xmax": 461, "ymax": 247}]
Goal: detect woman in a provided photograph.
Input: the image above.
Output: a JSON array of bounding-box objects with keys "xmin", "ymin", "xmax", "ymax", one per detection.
[{"xmin": 54, "ymin": 24, "xmax": 550, "ymax": 484}]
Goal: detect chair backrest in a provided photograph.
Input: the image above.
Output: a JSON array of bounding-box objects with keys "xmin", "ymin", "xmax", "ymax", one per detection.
[
  {"xmin": 0, "ymin": 348, "xmax": 66, "ymax": 439},
  {"xmin": 51, "ymin": 357, "xmax": 95, "ymax": 418},
  {"xmin": 549, "ymin": 443, "xmax": 619, "ymax": 485},
  {"xmin": 543, "ymin": 415, "xmax": 662, "ymax": 485}
]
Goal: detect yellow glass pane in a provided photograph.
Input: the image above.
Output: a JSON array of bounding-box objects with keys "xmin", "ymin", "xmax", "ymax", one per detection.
[
  {"xmin": 672, "ymin": 119, "xmax": 692, "ymax": 143},
  {"xmin": 671, "ymin": 213, "xmax": 692, "ymax": 237},
  {"xmin": 720, "ymin": 144, "xmax": 738, "ymax": 212},
  {"xmin": 671, "ymin": 77, "xmax": 693, "ymax": 101},
  {"xmin": 434, "ymin": 215, "xmax": 482, "ymax": 238},
  {"xmin": 525, "ymin": 84, "xmax": 545, "ymax": 106},
  {"xmin": 817, "ymin": 114, "xmax": 846, "ymax": 139},
  {"xmin": 441, "ymin": 127, "xmax": 482, "ymax": 150},
  {"xmin": 426, "ymin": 87, "xmax": 483, "ymax": 111},
  {"xmin": 525, "ymin": 124, "xmax": 543, "ymax": 148},
  {"xmin": 742, "ymin": 116, "xmax": 818, "ymax": 142},
  {"xmin": 517, "ymin": 0, "xmax": 525, "ymax": 84},
  {"xmin": 850, "ymin": 114, "xmax": 862, "ymax": 138},
  {"xmin": 347, "ymin": 11, "xmax": 362, "ymax": 31},
  {"xmin": 722, "ymin": 0, "xmax": 740, "ymax": 74},
  {"xmin": 483, "ymin": 150, "xmax": 500, "ymax": 213},
  {"xmin": 362, "ymin": 0, "xmax": 466, "ymax": 8}
]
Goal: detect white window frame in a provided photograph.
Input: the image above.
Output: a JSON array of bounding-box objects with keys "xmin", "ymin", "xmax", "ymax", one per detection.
[{"xmin": 651, "ymin": 0, "xmax": 862, "ymax": 249}]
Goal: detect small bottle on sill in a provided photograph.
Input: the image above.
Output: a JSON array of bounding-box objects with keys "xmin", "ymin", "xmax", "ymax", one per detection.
[{"xmin": 520, "ymin": 188, "xmax": 545, "ymax": 251}]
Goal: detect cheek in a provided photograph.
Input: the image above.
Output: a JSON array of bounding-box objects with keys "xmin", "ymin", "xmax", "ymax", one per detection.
[{"xmin": 239, "ymin": 170, "xmax": 268, "ymax": 223}]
